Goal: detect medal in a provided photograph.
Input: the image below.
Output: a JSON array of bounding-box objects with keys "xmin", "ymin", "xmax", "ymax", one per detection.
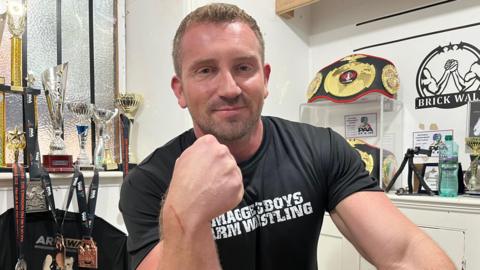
[
  {"xmin": 55, "ymin": 234, "xmax": 66, "ymax": 269},
  {"xmin": 15, "ymin": 258, "xmax": 27, "ymax": 270},
  {"xmin": 78, "ymin": 238, "xmax": 98, "ymax": 269}
]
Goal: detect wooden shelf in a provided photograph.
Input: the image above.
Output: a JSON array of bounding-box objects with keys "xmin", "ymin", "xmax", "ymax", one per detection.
[{"xmin": 276, "ymin": 0, "xmax": 319, "ymax": 19}]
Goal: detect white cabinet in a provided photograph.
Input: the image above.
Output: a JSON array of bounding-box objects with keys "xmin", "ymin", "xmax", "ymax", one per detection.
[
  {"xmin": 317, "ymin": 195, "xmax": 480, "ymax": 269},
  {"xmin": 300, "ymin": 93, "xmax": 404, "ymax": 189}
]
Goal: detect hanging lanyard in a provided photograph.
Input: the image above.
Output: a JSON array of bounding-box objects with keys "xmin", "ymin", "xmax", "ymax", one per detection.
[
  {"xmin": 40, "ymin": 168, "xmax": 79, "ymax": 269},
  {"xmin": 75, "ymin": 168, "xmax": 99, "ymax": 268},
  {"xmin": 13, "ymin": 163, "xmax": 27, "ymax": 270}
]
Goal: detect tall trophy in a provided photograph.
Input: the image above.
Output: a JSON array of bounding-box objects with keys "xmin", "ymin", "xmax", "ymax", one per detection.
[
  {"xmin": 93, "ymin": 106, "xmax": 118, "ymax": 170},
  {"xmin": 115, "ymin": 93, "xmax": 142, "ymax": 168},
  {"xmin": 465, "ymin": 137, "xmax": 480, "ymax": 193},
  {"xmin": 7, "ymin": 0, "xmax": 26, "ymax": 91},
  {"xmin": 67, "ymin": 102, "xmax": 94, "ymax": 168},
  {"xmin": 42, "ymin": 63, "xmax": 73, "ymax": 172}
]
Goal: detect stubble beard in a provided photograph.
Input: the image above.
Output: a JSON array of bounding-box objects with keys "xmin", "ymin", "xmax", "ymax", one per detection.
[{"xmin": 191, "ymin": 101, "xmax": 263, "ymax": 143}]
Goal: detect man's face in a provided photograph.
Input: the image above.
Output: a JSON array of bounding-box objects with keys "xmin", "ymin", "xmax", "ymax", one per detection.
[{"xmin": 172, "ymin": 21, "xmax": 270, "ymax": 142}]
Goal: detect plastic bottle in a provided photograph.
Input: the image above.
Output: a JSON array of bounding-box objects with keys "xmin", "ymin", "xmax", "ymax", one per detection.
[{"xmin": 438, "ymin": 135, "xmax": 459, "ymax": 197}]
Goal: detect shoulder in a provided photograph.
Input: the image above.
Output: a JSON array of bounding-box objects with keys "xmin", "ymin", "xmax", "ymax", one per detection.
[
  {"xmin": 263, "ymin": 116, "xmax": 342, "ymax": 152},
  {"xmin": 263, "ymin": 116, "xmax": 332, "ymax": 139}
]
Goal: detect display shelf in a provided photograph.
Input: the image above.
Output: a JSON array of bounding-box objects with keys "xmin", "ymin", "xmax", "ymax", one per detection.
[
  {"xmin": 299, "ymin": 93, "xmax": 404, "ymax": 189},
  {"xmin": 275, "ymin": 0, "xmax": 319, "ymax": 18}
]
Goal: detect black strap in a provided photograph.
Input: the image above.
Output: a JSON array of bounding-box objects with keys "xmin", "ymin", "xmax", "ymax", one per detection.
[
  {"xmin": 12, "ymin": 163, "xmax": 27, "ymax": 259},
  {"xmin": 76, "ymin": 168, "xmax": 99, "ymax": 237},
  {"xmin": 40, "ymin": 168, "xmax": 79, "ymax": 236},
  {"xmin": 120, "ymin": 114, "xmax": 130, "ymax": 177}
]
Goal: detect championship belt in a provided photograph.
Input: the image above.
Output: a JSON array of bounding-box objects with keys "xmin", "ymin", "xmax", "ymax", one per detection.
[
  {"xmin": 347, "ymin": 138, "xmax": 398, "ymax": 187},
  {"xmin": 307, "ymin": 54, "xmax": 400, "ymax": 103}
]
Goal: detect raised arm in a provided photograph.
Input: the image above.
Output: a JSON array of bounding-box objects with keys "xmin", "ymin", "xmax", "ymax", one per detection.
[
  {"xmin": 137, "ymin": 135, "xmax": 244, "ymax": 270},
  {"xmin": 330, "ymin": 191, "xmax": 455, "ymax": 270}
]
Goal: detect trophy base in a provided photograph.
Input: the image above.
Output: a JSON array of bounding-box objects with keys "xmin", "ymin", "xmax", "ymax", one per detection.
[
  {"xmin": 465, "ymin": 190, "xmax": 480, "ymax": 196},
  {"xmin": 43, "ymin": 154, "xmax": 74, "ymax": 173},
  {"xmin": 104, "ymin": 162, "xmax": 119, "ymax": 171},
  {"xmin": 76, "ymin": 164, "xmax": 95, "ymax": 171}
]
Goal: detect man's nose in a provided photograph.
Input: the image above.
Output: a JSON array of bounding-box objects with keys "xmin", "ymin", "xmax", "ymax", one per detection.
[{"xmin": 217, "ymin": 71, "xmax": 241, "ymax": 98}]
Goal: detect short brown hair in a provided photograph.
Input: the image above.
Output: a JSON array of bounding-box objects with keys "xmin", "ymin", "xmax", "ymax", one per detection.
[{"xmin": 172, "ymin": 3, "xmax": 265, "ymax": 76}]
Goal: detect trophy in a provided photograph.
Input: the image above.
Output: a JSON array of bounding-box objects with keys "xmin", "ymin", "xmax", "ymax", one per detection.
[
  {"xmin": 465, "ymin": 137, "xmax": 480, "ymax": 192},
  {"xmin": 7, "ymin": 126, "xmax": 25, "ymax": 164},
  {"xmin": 93, "ymin": 106, "xmax": 118, "ymax": 170},
  {"xmin": 7, "ymin": 0, "xmax": 26, "ymax": 91},
  {"xmin": 103, "ymin": 121, "xmax": 117, "ymax": 170},
  {"xmin": 41, "ymin": 63, "xmax": 73, "ymax": 172},
  {"xmin": 67, "ymin": 102, "xmax": 94, "ymax": 168},
  {"xmin": 115, "ymin": 93, "xmax": 142, "ymax": 165}
]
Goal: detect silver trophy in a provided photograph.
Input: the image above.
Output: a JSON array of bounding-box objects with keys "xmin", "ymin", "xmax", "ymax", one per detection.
[
  {"xmin": 67, "ymin": 102, "xmax": 94, "ymax": 167},
  {"xmin": 41, "ymin": 63, "xmax": 69, "ymax": 155},
  {"xmin": 93, "ymin": 106, "xmax": 118, "ymax": 169}
]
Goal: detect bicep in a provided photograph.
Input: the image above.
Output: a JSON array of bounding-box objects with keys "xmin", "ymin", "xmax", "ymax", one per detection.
[{"xmin": 330, "ymin": 191, "xmax": 419, "ymax": 267}]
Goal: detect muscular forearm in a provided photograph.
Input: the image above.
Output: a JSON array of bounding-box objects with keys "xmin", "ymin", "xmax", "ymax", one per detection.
[
  {"xmin": 396, "ymin": 231, "xmax": 455, "ymax": 270},
  {"xmin": 159, "ymin": 203, "xmax": 222, "ymax": 270}
]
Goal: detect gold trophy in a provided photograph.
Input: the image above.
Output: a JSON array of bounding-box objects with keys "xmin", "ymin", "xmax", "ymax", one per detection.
[
  {"xmin": 115, "ymin": 93, "xmax": 142, "ymax": 164},
  {"xmin": 7, "ymin": 126, "xmax": 25, "ymax": 164},
  {"xmin": 465, "ymin": 137, "xmax": 480, "ymax": 192},
  {"xmin": 7, "ymin": 0, "xmax": 26, "ymax": 91}
]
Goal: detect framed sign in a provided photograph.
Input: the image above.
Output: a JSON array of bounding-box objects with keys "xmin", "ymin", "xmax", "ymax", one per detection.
[
  {"xmin": 421, "ymin": 163, "xmax": 439, "ymax": 193},
  {"xmin": 413, "ymin": 130, "xmax": 453, "ymax": 157},
  {"xmin": 344, "ymin": 113, "xmax": 377, "ymax": 138},
  {"xmin": 467, "ymin": 101, "xmax": 480, "ymax": 137}
]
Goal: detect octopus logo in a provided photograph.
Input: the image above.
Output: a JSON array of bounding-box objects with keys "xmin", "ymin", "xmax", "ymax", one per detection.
[{"xmin": 415, "ymin": 42, "xmax": 480, "ymax": 109}]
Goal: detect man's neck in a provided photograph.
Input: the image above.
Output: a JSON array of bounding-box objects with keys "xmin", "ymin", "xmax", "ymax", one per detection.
[
  {"xmin": 225, "ymin": 120, "xmax": 264, "ymax": 163},
  {"xmin": 194, "ymin": 119, "xmax": 264, "ymax": 163}
]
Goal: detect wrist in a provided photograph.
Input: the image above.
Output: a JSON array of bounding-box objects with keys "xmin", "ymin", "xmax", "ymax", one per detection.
[{"xmin": 161, "ymin": 202, "xmax": 211, "ymax": 241}]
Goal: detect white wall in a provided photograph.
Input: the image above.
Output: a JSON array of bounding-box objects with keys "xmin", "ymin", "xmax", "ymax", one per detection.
[
  {"xmin": 126, "ymin": 0, "xmax": 480, "ymax": 181},
  {"xmin": 309, "ymin": 0, "xmax": 480, "ymax": 169},
  {"xmin": 126, "ymin": 0, "xmax": 311, "ymax": 160}
]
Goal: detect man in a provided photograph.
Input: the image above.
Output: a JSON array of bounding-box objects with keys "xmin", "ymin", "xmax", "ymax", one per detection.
[{"xmin": 119, "ymin": 3, "xmax": 455, "ymax": 270}]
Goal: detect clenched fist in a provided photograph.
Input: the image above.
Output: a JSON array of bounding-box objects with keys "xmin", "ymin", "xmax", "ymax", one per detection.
[{"xmin": 163, "ymin": 134, "xmax": 244, "ymax": 231}]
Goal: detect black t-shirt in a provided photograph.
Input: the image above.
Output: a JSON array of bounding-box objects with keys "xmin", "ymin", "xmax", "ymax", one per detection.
[
  {"xmin": 0, "ymin": 208, "xmax": 130, "ymax": 270},
  {"xmin": 119, "ymin": 116, "xmax": 380, "ymax": 270}
]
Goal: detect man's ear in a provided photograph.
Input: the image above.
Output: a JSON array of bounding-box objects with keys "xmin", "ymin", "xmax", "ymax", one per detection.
[
  {"xmin": 171, "ymin": 75, "xmax": 187, "ymax": 108},
  {"xmin": 263, "ymin": 63, "xmax": 271, "ymax": 99}
]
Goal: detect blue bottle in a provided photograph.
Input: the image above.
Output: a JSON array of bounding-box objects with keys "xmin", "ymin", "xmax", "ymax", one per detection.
[{"xmin": 438, "ymin": 135, "xmax": 458, "ymax": 197}]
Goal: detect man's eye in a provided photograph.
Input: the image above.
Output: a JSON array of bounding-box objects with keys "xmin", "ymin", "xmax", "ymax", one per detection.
[
  {"xmin": 237, "ymin": 64, "xmax": 252, "ymax": 72},
  {"xmin": 197, "ymin": 67, "xmax": 213, "ymax": 74}
]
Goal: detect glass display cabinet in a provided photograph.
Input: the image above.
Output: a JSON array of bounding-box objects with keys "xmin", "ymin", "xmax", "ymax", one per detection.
[{"xmin": 299, "ymin": 93, "xmax": 404, "ymax": 190}]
